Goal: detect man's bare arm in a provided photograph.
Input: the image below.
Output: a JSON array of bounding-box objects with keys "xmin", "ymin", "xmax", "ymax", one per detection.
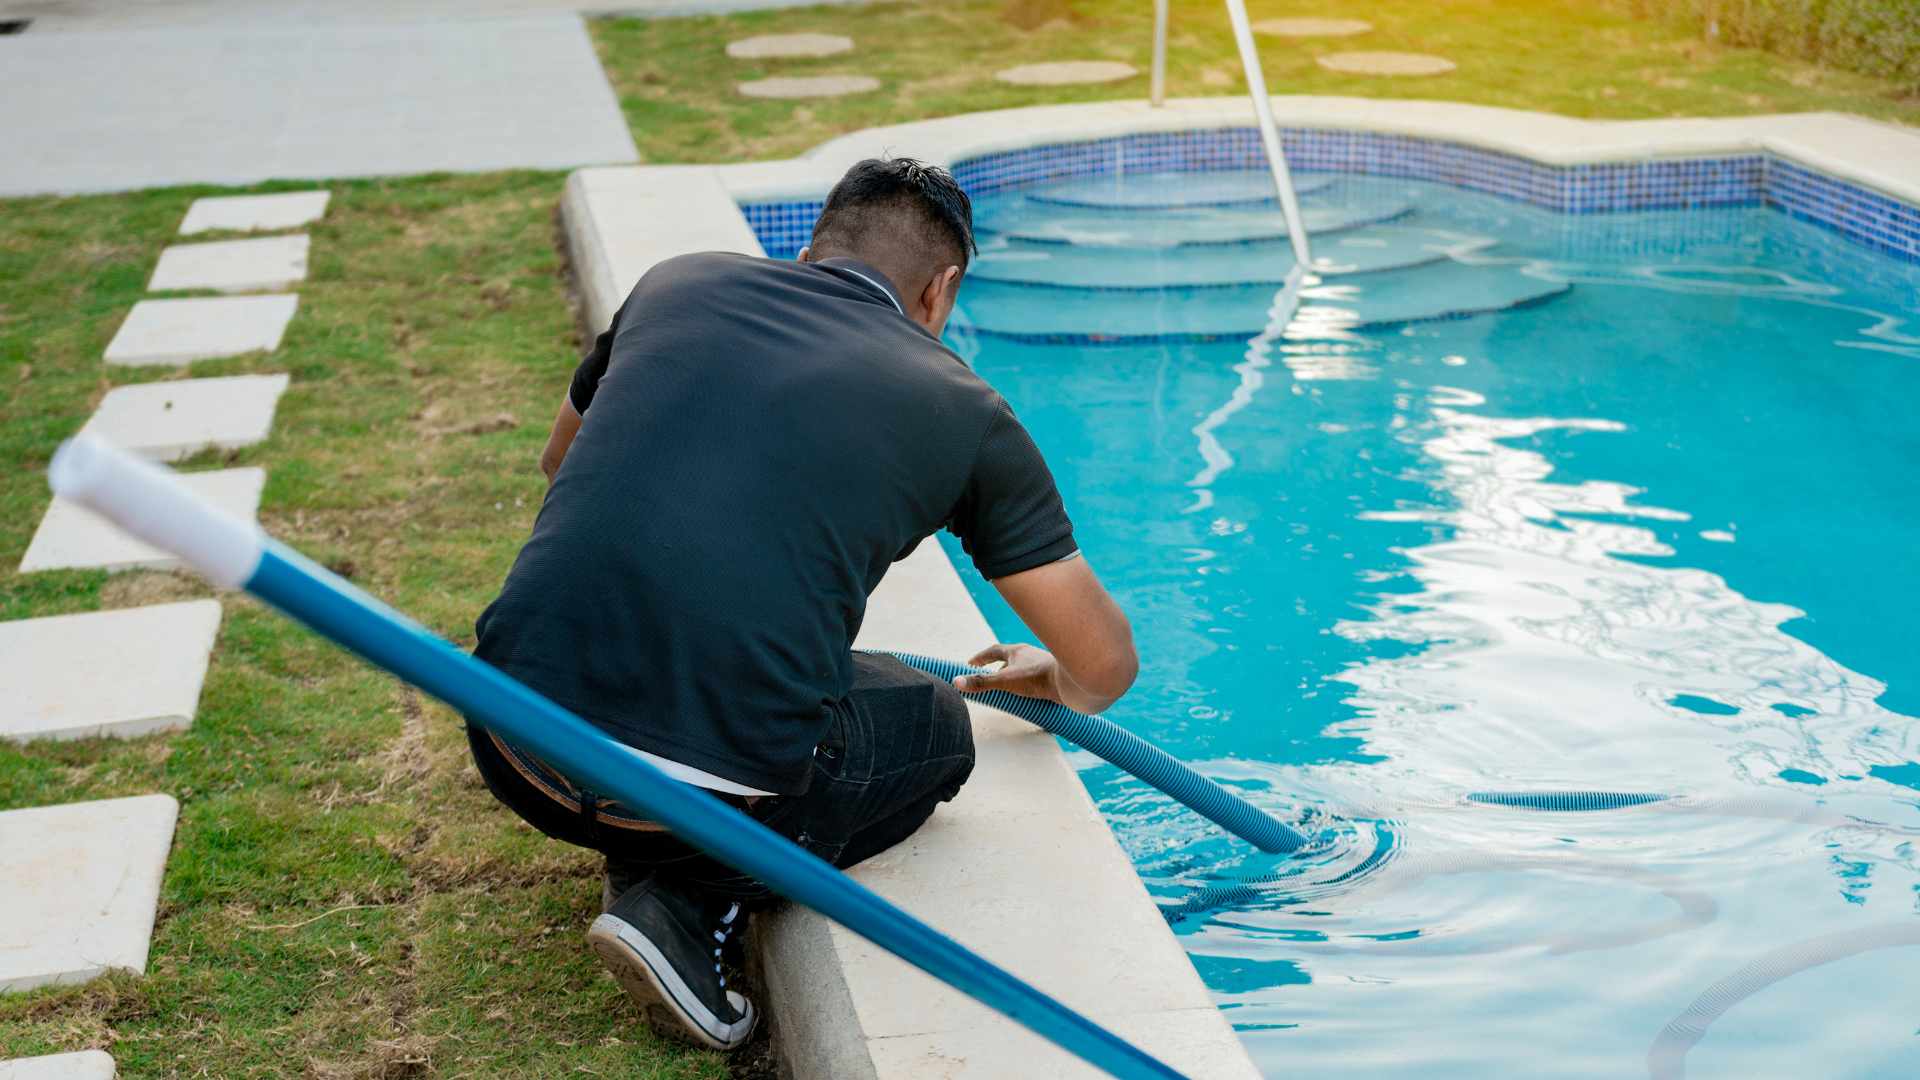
[
  {"xmin": 952, "ymin": 554, "xmax": 1138, "ymax": 715},
  {"xmin": 539, "ymin": 393, "xmax": 583, "ymax": 483}
]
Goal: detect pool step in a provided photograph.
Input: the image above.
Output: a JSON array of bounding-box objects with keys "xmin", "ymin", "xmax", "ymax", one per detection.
[
  {"xmin": 955, "ymin": 260, "xmax": 1570, "ymax": 343},
  {"xmin": 1024, "ymin": 170, "xmax": 1334, "ymax": 210},
  {"xmin": 975, "ymin": 198, "xmax": 1415, "ymax": 248},
  {"xmin": 971, "ymin": 224, "xmax": 1493, "ymax": 288}
]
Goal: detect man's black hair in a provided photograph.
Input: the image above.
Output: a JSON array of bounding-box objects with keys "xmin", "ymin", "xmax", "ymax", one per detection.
[{"xmin": 809, "ymin": 157, "xmax": 978, "ymax": 279}]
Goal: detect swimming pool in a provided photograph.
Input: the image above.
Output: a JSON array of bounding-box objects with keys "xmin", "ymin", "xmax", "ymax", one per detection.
[{"xmin": 941, "ymin": 167, "xmax": 1920, "ymax": 1077}]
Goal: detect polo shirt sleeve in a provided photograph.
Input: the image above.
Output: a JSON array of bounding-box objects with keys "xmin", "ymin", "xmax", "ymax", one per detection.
[
  {"xmin": 568, "ymin": 299, "xmax": 627, "ymax": 414},
  {"xmin": 948, "ymin": 401, "xmax": 1078, "ymax": 580}
]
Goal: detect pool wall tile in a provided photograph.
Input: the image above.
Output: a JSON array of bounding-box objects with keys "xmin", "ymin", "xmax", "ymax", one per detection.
[{"xmin": 740, "ymin": 128, "xmax": 1920, "ymax": 264}]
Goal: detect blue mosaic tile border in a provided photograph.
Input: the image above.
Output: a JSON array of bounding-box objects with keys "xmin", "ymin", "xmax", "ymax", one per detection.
[{"xmin": 739, "ymin": 127, "xmax": 1920, "ymax": 264}]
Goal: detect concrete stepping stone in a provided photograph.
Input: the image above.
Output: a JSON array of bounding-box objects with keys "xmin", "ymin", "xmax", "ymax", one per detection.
[
  {"xmin": 79, "ymin": 374, "xmax": 291, "ymax": 462},
  {"xmin": 20, "ymin": 467, "xmax": 265, "ymax": 574},
  {"xmin": 1317, "ymin": 51, "xmax": 1456, "ymax": 76},
  {"xmin": 103, "ymin": 295, "xmax": 298, "ymax": 367},
  {"xmin": 0, "ymin": 795, "xmax": 179, "ymax": 992},
  {"xmin": 1255, "ymin": 17, "xmax": 1372, "ymax": 37},
  {"xmin": 148, "ymin": 235, "xmax": 308, "ymax": 294},
  {"xmin": 0, "ymin": 601, "xmax": 223, "ymax": 744},
  {"xmin": 725, "ymin": 33, "xmax": 852, "ymax": 59},
  {"xmin": 737, "ymin": 75, "xmax": 879, "ymax": 99},
  {"xmin": 0, "ymin": 1051, "xmax": 117, "ymax": 1080},
  {"xmin": 178, "ymin": 191, "xmax": 329, "ymax": 236},
  {"xmin": 995, "ymin": 60, "xmax": 1137, "ymax": 86}
]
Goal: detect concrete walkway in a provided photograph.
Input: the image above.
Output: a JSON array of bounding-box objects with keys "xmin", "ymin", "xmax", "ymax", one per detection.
[
  {"xmin": 0, "ymin": 0, "xmax": 866, "ymax": 32},
  {"xmin": 0, "ymin": 15, "xmax": 638, "ymax": 196}
]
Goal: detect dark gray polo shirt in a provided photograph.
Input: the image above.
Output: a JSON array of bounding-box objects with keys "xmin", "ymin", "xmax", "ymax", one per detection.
[{"xmin": 474, "ymin": 252, "xmax": 1075, "ymax": 794}]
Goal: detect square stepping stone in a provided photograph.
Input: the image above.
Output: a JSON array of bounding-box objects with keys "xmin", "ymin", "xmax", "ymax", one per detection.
[
  {"xmin": 103, "ymin": 295, "xmax": 298, "ymax": 368},
  {"xmin": 726, "ymin": 33, "xmax": 853, "ymax": 59},
  {"xmin": 178, "ymin": 190, "xmax": 329, "ymax": 236},
  {"xmin": 1317, "ymin": 51, "xmax": 1457, "ymax": 76},
  {"xmin": 0, "ymin": 795, "xmax": 178, "ymax": 992},
  {"xmin": 995, "ymin": 61, "xmax": 1137, "ymax": 86},
  {"xmin": 0, "ymin": 601, "xmax": 223, "ymax": 743},
  {"xmin": 737, "ymin": 75, "xmax": 879, "ymax": 99},
  {"xmin": 79, "ymin": 374, "xmax": 291, "ymax": 462},
  {"xmin": 148, "ymin": 235, "xmax": 308, "ymax": 294},
  {"xmin": 19, "ymin": 467, "xmax": 265, "ymax": 574},
  {"xmin": 0, "ymin": 1051, "xmax": 117, "ymax": 1079},
  {"xmin": 1255, "ymin": 17, "xmax": 1372, "ymax": 37}
]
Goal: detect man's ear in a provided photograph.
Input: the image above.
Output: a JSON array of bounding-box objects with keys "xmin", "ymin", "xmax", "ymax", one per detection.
[
  {"xmin": 796, "ymin": 246, "xmax": 811, "ymax": 262},
  {"xmin": 920, "ymin": 265, "xmax": 961, "ymax": 316}
]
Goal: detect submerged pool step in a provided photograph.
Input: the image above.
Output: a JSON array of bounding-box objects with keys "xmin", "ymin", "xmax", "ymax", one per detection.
[
  {"xmin": 975, "ymin": 198, "xmax": 1415, "ymax": 248},
  {"xmin": 956, "ymin": 260, "xmax": 1570, "ymax": 343},
  {"xmin": 971, "ymin": 225, "xmax": 1493, "ymax": 288},
  {"xmin": 1024, "ymin": 170, "xmax": 1334, "ymax": 210}
]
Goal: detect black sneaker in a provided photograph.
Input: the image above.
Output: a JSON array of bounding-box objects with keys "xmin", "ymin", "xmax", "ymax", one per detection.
[{"xmin": 587, "ymin": 875, "xmax": 757, "ymax": 1050}]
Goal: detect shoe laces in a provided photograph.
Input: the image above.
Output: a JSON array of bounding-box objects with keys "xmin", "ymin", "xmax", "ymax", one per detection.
[{"xmin": 711, "ymin": 902, "xmax": 740, "ymax": 988}]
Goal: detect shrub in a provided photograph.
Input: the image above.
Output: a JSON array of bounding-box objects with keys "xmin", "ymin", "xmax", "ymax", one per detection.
[{"xmin": 1612, "ymin": 0, "xmax": 1919, "ymax": 93}]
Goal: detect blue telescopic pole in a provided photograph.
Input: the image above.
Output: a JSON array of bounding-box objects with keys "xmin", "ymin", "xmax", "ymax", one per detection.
[{"xmin": 47, "ymin": 435, "xmax": 1186, "ymax": 1080}]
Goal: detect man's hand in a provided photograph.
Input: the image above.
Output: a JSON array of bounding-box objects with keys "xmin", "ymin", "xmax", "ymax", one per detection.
[
  {"xmin": 953, "ymin": 643, "xmax": 1063, "ymax": 702},
  {"xmin": 953, "ymin": 635, "xmax": 1131, "ymax": 717}
]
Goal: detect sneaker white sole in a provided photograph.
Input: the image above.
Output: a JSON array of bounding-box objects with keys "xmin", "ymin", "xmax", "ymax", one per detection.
[{"xmin": 587, "ymin": 912, "xmax": 757, "ymax": 1051}]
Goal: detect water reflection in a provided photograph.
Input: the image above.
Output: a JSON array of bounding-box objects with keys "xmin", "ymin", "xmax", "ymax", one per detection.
[{"xmin": 950, "ymin": 174, "xmax": 1920, "ymax": 1078}]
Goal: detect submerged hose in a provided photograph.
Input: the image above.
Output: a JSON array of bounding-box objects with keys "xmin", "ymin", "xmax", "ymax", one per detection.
[
  {"xmin": 883, "ymin": 651, "xmax": 1308, "ymax": 854},
  {"xmin": 1466, "ymin": 791, "xmax": 1671, "ymax": 812},
  {"xmin": 1647, "ymin": 921, "xmax": 1920, "ymax": 1079}
]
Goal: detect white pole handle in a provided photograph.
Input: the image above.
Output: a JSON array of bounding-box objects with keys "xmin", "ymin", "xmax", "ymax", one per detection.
[{"xmin": 47, "ymin": 434, "xmax": 265, "ymax": 589}]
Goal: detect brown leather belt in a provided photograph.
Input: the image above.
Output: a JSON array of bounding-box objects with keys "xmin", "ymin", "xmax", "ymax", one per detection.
[{"xmin": 487, "ymin": 729, "xmax": 682, "ymax": 831}]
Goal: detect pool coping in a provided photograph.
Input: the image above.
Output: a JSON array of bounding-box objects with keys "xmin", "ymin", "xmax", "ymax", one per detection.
[{"xmin": 560, "ymin": 95, "xmax": 1920, "ymax": 1079}]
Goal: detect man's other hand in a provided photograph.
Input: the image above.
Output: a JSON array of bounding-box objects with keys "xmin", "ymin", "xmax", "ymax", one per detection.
[{"xmin": 953, "ymin": 643, "xmax": 1064, "ymax": 703}]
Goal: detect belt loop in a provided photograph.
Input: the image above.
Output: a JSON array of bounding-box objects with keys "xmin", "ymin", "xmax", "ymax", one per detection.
[{"xmin": 577, "ymin": 788, "xmax": 603, "ymax": 836}]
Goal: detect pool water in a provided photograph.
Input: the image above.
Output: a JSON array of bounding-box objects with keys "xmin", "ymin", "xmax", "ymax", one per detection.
[{"xmin": 940, "ymin": 170, "xmax": 1920, "ymax": 1078}]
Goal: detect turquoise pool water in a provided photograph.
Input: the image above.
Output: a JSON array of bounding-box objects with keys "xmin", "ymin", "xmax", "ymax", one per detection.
[{"xmin": 941, "ymin": 170, "xmax": 1920, "ymax": 1078}]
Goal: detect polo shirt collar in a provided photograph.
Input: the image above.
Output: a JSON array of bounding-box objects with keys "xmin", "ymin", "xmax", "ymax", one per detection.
[{"xmin": 814, "ymin": 257, "xmax": 908, "ymax": 318}]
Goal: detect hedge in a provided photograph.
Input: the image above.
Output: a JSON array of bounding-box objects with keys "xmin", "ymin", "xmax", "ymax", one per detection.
[{"xmin": 1612, "ymin": 0, "xmax": 1919, "ymax": 91}]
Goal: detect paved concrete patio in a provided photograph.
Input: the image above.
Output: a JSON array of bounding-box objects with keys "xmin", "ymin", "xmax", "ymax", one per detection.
[
  {"xmin": 0, "ymin": 15, "xmax": 638, "ymax": 196},
  {"xmin": 0, "ymin": 0, "xmax": 865, "ymax": 32}
]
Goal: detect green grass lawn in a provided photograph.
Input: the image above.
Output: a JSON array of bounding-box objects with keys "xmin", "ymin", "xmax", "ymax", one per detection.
[
  {"xmin": 0, "ymin": 175, "xmax": 731, "ymax": 1078},
  {"xmin": 1, "ymin": 1, "xmax": 1915, "ymax": 1076},
  {"xmin": 593, "ymin": 0, "xmax": 1920, "ymax": 164}
]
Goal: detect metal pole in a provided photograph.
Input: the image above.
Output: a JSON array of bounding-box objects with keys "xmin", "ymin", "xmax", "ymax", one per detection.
[
  {"xmin": 1221, "ymin": 0, "xmax": 1312, "ymax": 269},
  {"xmin": 1150, "ymin": 0, "xmax": 1168, "ymax": 107}
]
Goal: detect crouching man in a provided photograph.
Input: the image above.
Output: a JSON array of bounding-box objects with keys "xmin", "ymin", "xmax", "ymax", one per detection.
[{"xmin": 468, "ymin": 157, "xmax": 1136, "ymax": 1049}]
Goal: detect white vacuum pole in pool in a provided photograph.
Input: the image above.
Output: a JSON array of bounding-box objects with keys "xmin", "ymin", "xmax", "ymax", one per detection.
[
  {"xmin": 1150, "ymin": 0, "xmax": 1169, "ymax": 107},
  {"xmin": 1222, "ymin": 0, "xmax": 1315, "ymax": 272}
]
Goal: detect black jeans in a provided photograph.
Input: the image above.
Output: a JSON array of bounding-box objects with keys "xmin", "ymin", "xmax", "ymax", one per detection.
[{"xmin": 466, "ymin": 652, "xmax": 976, "ymax": 904}]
